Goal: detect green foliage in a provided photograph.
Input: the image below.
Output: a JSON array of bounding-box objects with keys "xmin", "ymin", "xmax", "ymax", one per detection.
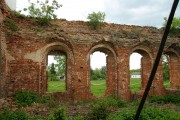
[
  {"xmin": 130, "ymin": 69, "xmax": 140, "ymax": 75},
  {"xmin": 24, "ymin": 0, "xmax": 62, "ymax": 26},
  {"xmin": 0, "ymin": 108, "xmax": 30, "ymax": 120},
  {"xmin": 149, "ymin": 94, "xmax": 180, "ymax": 104},
  {"xmin": 5, "ymin": 18, "xmax": 18, "ymax": 31},
  {"xmin": 49, "ymin": 107, "xmax": 68, "ymax": 120},
  {"xmin": 73, "ymin": 115, "xmax": 84, "ymax": 120},
  {"xmin": 13, "ymin": 91, "xmax": 49, "ymax": 107},
  {"xmin": 11, "ymin": 10, "xmax": 26, "ymax": 19},
  {"xmin": 54, "ymin": 55, "xmax": 66, "ymax": 76},
  {"xmin": 107, "ymin": 107, "xmax": 180, "ymax": 120},
  {"xmin": 162, "ymin": 55, "xmax": 170, "ymax": 81},
  {"xmin": 91, "ymin": 66, "xmax": 106, "ymax": 80},
  {"xmin": 163, "ymin": 17, "xmax": 180, "ymax": 36},
  {"xmin": 88, "ymin": 96, "xmax": 126, "ymax": 120},
  {"xmin": 87, "ymin": 11, "xmax": 105, "ymax": 30}
]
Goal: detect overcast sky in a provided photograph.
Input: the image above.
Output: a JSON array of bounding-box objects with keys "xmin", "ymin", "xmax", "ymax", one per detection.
[
  {"xmin": 17, "ymin": 0, "xmax": 180, "ymax": 28},
  {"xmin": 16, "ymin": 0, "xmax": 179, "ymax": 70}
]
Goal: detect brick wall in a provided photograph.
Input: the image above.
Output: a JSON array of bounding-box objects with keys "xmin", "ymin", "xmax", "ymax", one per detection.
[{"xmin": 0, "ymin": 4, "xmax": 180, "ymax": 100}]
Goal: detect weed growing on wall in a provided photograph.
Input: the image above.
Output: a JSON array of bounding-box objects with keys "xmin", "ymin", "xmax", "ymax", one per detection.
[
  {"xmin": 87, "ymin": 11, "xmax": 105, "ymax": 30},
  {"xmin": 23, "ymin": 0, "xmax": 62, "ymax": 26},
  {"xmin": 5, "ymin": 18, "xmax": 18, "ymax": 31}
]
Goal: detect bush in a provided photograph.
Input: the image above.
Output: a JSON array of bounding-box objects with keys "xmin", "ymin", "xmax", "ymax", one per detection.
[
  {"xmin": 149, "ymin": 94, "xmax": 180, "ymax": 104},
  {"xmin": 87, "ymin": 96, "xmax": 127, "ymax": 120},
  {"xmin": 24, "ymin": 0, "xmax": 62, "ymax": 26},
  {"xmin": 107, "ymin": 107, "xmax": 180, "ymax": 120},
  {"xmin": 48, "ymin": 107, "xmax": 68, "ymax": 120},
  {"xmin": 87, "ymin": 11, "xmax": 105, "ymax": 30},
  {"xmin": 0, "ymin": 108, "xmax": 30, "ymax": 120},
  {"xmin": 5, "ymin": 18, "xmax": 18, "ymax": 31},
  {"xmin": 13, "ymin": 91, "xmax": 50, "ymax": 107}
]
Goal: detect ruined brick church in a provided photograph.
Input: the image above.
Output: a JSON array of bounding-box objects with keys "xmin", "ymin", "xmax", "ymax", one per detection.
[{"xmin": 0, "ymin": 0, "xmax": 179, "ymax": 101}]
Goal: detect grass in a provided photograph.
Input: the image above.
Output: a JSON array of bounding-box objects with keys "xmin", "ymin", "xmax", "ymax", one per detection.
[
  {"xmin": 164, "ymin": 80, "xmax": 170, "ymax": 88},
  {"xmin": 90, "ymin": 80, "xmax": 106, "ymax": 96},
  {"xmin": 130, "ymin": 78, "xmax": 141, "ymax": 92},
  {"xmin": 47, "ymin": 79, "xmax": 171, "ymax": 94},
  {"xmin": 48, "ymin": 80, "xmax": 66, "ymax": 92}
]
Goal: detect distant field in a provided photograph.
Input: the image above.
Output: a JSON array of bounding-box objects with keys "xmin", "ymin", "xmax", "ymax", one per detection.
[
  {"xmin": 91, "ymin": 80, "xmax": 106, "ymax": 96},
  {"xmin": 164, "ymin": 80, "xmax": 170, "ymax": 88},
  {"xmin": 48, "ymin": 80, "xmax": 66, "ymax": 92},
  {"xmin": 130, "ymin": 78, "xmax": 141, "ymax": 92},
  {"xmin": 47, "ymin": 79, "xmax": 170, "ymax": 94}
]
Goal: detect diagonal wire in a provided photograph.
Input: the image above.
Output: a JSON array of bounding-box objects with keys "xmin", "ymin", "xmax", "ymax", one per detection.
[{"xmin": 134, "ymin": 0, "xmax": 179, "ymax": 119}]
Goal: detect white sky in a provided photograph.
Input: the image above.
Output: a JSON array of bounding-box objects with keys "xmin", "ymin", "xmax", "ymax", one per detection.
[{"xmin": 15, "ymin": 0, "xmax": 179, "ymax": 69}]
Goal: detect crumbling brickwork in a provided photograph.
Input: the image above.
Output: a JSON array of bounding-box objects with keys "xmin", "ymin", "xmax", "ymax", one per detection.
[{"xmin": 0, "ymin": 1, "xmax": 180, "ymax": 100}]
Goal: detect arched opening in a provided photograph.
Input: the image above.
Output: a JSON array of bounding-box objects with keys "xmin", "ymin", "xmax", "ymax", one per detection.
[
  {"xmin": 163, "ymin": 51, "xmax": 180, "ymax": 89},
  {"xmin": 162, "ymin": 54, "xmax": 170, "ymax": 88},
  {"xmin": 129, "ymin": 49, "xmax": 152, "ymax": 92},
  {"xmin": 88, "ymin": 45, "xmax": 117, "ymax": 97},
  {"xmin": 129, "ymin": 52, "xmax": 142, "ymax": 92},
  {"xmin": 47, "ymin": 50, "xmax": 67, "ymax": 92},
  {"xmin": 90, "ymin": 51, "xmax": 107, "ymax": 96}
]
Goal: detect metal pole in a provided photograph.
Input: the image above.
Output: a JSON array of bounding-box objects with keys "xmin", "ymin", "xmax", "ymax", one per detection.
[{"xmin": 134, "ymin": 0, "xmax": 179, "ymax": 119}]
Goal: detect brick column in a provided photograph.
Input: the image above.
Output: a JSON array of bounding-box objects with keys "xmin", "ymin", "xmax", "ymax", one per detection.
[
  {"xmin": 73, "ymin": 45, "xmax": 92, "ymax": 100},
  {"xmin": 169, "ymin": 55, "xmax": 180, "ymax": 89},
  {"xmin": 106, "ymin": 52, "xmax": 117, "ymax": 95},
  {"xmin": 117, "ymin": 47, "xmax": 131, "ymax": 100}
]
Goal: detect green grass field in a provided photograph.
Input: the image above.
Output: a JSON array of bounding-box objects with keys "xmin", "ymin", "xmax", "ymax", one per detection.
[
  {"xmin": 130, "ymin": 78, "xmax": 141, "ymax": 92},
  {"xmin": 47, "ymin": 79, "xmax": 170, "ymax": 94},
  {"xmin": 48, "ymin": 80, "xmax": 66, "ymax": 92},
  {"xmin": 91, "ymin": 80, "xmax": 106, "ymax": 96}
]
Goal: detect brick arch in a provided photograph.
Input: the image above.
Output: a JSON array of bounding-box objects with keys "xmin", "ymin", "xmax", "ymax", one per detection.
[
  {"xmin": 129, "ymin": 47, "xmax": 153, "ymax": 90},
  {"xmin": 40, "ymin": 42, "xmax": 74, "ymax": 99},
  {"xmin": 164, "ymin": 49, "xmax": 180, "ymax": 89},
  {"xmin": 87, "ymin": 43, "xmax": 118, "ymax": 97}
]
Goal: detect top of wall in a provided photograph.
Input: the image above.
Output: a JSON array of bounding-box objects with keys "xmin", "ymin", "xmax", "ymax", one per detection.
[{"xmin": 1, "ymin": 0, "xmax": 179, "ymax": 49}]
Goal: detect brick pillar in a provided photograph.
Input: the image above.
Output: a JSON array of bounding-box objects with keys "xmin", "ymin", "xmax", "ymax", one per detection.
[
  {"xmin": 117, "ymin": 48, "xmax": 131, "ymax": 100},
  {"xmin": 153, "ymin": 58, "xmax": 165, "ymax": 95},
  {"xmin": 141, "ymin": 55, "xmax": 152, "ymax": 89},
  {"xmin": 106, "ymin": 52, "xmax": 117, "ymax": 95},
  {"xmin": 73, "ymin": 45, "xmax": 92, "ymax": 100},
  {"xmin": 169, "ymin": 55, "xmax": 180, "ymax": 89}
]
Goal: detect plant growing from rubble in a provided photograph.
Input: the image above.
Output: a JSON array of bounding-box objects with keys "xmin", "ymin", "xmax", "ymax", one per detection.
[
  {"xmin": 23, "ymin": 0, "xmax": 62, "ymax": 26},
  {"xmin": 87, "ymin": 11, "xmax": 105, "ymax": 30}
]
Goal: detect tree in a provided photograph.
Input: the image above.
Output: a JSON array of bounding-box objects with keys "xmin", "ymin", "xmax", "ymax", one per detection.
[
  {"xmin": 54, "ymin": 55, "xmax": 66, "ymax": 76},
  {"xmin": 163, "ymin": 17, "xmax": 180, "ymax": 36},
  {"xmin": 23, "ymin": 0, "xmax": 62, "ymax": 26},
  {"xmin": 90, "ymin": 66, "xmax": 106, "ymax": 80},
  {"xmin": 49, "ymin": 63, "xmax": 57, "ymax": 81},
  {"xmin": 87, "ymin": 11, "xmax": 105, "ymax": 29},
  {"xmin": 162, "ymin": 55, "xmax": 170, "ymax": 81},
  {"xmin": 50, "ymin": 63, "xmax": 56, "ymax": 75}
]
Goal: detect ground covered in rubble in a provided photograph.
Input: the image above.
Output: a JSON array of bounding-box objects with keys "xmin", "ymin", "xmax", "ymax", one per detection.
[{"xmin": 0, "ymin": 91, "xmax": 179, "ymax": 120}]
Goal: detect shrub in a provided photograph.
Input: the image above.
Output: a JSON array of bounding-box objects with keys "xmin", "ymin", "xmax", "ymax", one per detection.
[
  {"xmin": 48, "ymin": 107, "xmax": 68, "ymax": 120},
  {"xmin": 5, "ymin": 18, "xmax": 18, "ymax": 31},
  {"xmin": 149, "ymin": 94, "xmax": 180, "ymax": 104},
  {"xmin": 24, "ymin": 0, "xmax": 62, "ymax": 26},
  {"xmin": 13, "ymin": 91, "xmax": 50, "ymax": 107},
  {"xmin": 87, "ymin": 96, "xmax": 126, "ymax": 120},
  {"xmin": 0, "ymin": 108, "xmax": 30, "ymax": 120},
  {"xmin": 87, "ymin": 11, "xmax": 105, "ymax": 30},
  {"xmin": 107, "ymin": 107, "xmax": 180, "ymax": 120},
  {"xmin": 11, "ymin": 10, "xmax": 26, "ymax": 19}
]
